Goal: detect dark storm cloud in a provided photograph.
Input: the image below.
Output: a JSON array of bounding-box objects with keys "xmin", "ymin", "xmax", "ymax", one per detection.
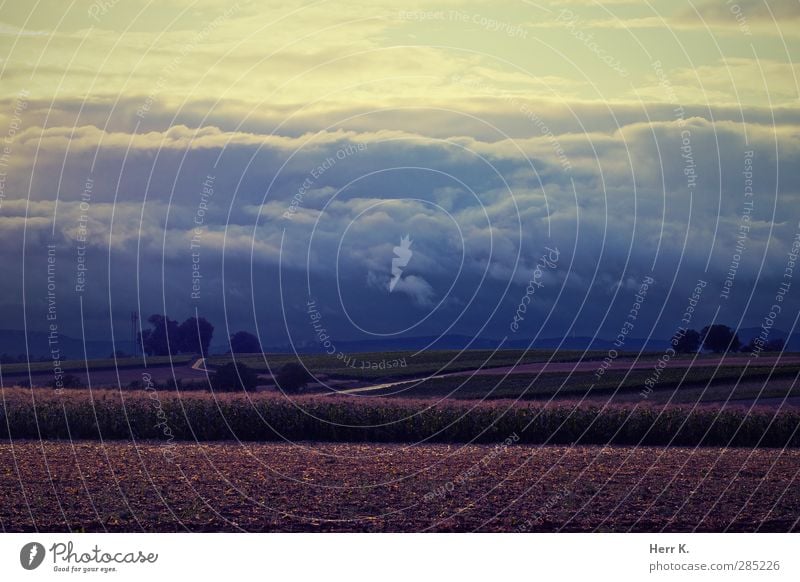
[{"xmin": 2, "ymin": 97, "xmax": 799, "ymax": 348}]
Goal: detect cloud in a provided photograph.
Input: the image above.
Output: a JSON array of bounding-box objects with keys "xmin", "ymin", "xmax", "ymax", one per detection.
[
  {"xmin": 0, "ymin": 22, "xmax": 49, "ymax": 37},
  {"xmin": 2, "ymin": 109, "xmax": 797, "ymax": 344},
  {"xmin": 682, "ymin": 0, "xmax": 800, "ymax": 23},
  {"xmin": 369, "ymin": 271, "xmax": 436, "ymax": 308},
  {"xmin": 1, "ymin": 0, "xmax": 798, "ymax": 345}
]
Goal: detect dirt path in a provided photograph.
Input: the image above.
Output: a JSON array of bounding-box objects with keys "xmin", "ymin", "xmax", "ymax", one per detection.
[{"xmin": 191, "ymin": 357, "xmax": 207, "ymax": 371}]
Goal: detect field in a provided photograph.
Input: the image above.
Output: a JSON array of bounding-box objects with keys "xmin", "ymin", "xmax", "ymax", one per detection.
[
  {"xmin": 6, "ymin": 350, "xmax": 797, "ymax": 402},
  {"xmin": 1, "ymin": 441, "xmax": 797, "ymax": 532},
  {"xmin": 1, "ymin": 388, "xmax": 799, "ymax": 447},
  {"xmin": 3, "ymin": 350, "xmax": 799, "ymax": 533},
  {"xmin": 0, "ymin": 354, "xmax": 201, "ymax": 390},
  {"xmin": 207, "ymin": 349, "xmax": 621, "ymax": 380},
  {"xmin": 0, "ymin": 355, "xmax": 193, "ymax": 375},
  {"xmin": 362, "ymin": 365, "xmax": 800, "ymax": 401}
]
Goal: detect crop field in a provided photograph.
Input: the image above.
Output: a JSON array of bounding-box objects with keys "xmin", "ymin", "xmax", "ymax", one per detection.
[
  {"xmin": 0, "ymin": 441, "xmax": 797, "ymax": 532},
  {"xmin": 7, "ymin": 350, "xmax": 796, "ymax": 397},
  {"xmin": 206, "ymin": 350, "xmax": 793, "ymax": 381},
  {"xmin": 0, "ymin": 355, "xmax": 193, "ymax": 376},
  {"xmin": 1, "ymin": 388, "xmax": 798, "ymax": 447},
  {"xmin": 206, "ymin": 349, "xmax": 618, "ymax": 380},
  {"xmin": 363, "ymin": 366, "xmax": 800, "ymax": 401},
  {"xmin": 4, "ymin": 355, "xmax": 798, "ymax": 534},
  {"xmin": 636, "ymin": 378, "xmax": 800, "ymax": 405}
]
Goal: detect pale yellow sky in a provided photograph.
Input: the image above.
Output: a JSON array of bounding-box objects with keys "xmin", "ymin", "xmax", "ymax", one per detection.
[
  {"xmin": 1, "ymin": 0, "xmax": 797, "ymax": 117},
  {"xmin": 1, "ymin": 1, "xmax": 799, "ymax": 342}
]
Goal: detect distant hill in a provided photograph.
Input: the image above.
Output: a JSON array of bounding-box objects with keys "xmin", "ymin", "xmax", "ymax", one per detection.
[
  {"xmin": 0, "ymin": 330, "xmax": 135, "ymax": 360},
  {"xmin": 736, "ymin": 328, "xmax": 800, "ymax": 351},
  {"xmin": 5, "ymin": 327, "xmax": 797, "ymax": 362},
  {"xmin": 241, "ymin": 334, "xmax": 673, "ymax": 355}
]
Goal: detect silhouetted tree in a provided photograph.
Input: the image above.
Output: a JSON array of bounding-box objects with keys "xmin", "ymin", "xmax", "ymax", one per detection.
[
  {"xmin": 275, "ymin": 362, "xmax": 312, "ymax": 393},
  {"xmin": 138, "ymin": 314, "xmax": 214, "ymax": 356},
  {"xmin": 766, "ymin": 338, "xmax": 786, "ymax": 351},
  {"xmin": 138, "ymin": 314, "xmax": 180, "ymax": 356},
  {"xmin": 673, "ymin": 329, "xmax": 701, "ymax": 354},
  {"xmin": 178, "ymin": 316, "xmax": 214, "ymax": 355},
  {"xmin": 212, "ymin": 362, "xmax": 259, "ymax": 392},
  {"xmin": 230, "ymin": 331, "xmax": 262, "ymax": 354},
  {"xmin": 746, "ymin": 336, "xmax": 785, "ymax": 353},
  {"xmin": 700, "ymin": 325, "xmax": 741, "ymax": 353}
]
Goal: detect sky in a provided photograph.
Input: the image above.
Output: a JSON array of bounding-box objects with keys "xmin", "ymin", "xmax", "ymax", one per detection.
[{"xmin": 0, "ymin": 0, "xmax": 798, "ymax": 353}]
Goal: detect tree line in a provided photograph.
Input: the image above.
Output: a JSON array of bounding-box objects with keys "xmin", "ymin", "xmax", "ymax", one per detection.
[
  {"xmin": 137, "ymin": 314, "xmax": 263, "ymax": 356},
  {"xmin": 671, "ymin": 324, "xmax": 785, "ymax": 354}
]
